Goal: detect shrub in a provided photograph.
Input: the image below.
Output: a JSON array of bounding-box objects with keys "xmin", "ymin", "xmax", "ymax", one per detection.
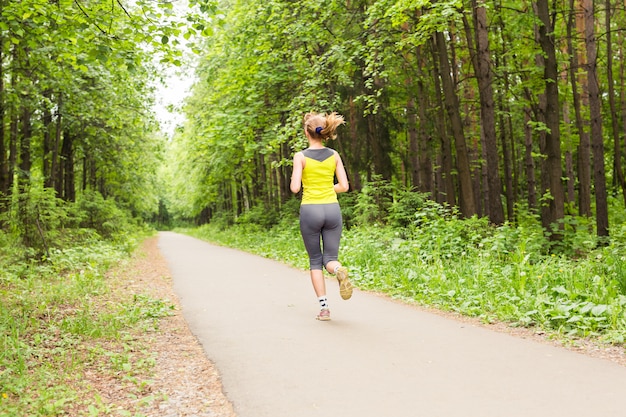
[
  {"xmin": 387, "ymin": 190, "xmax": 430, "ymax": 228},
  {"xmin": 70, "ymin": 190, "xmax": 134, "ymax": 239}
]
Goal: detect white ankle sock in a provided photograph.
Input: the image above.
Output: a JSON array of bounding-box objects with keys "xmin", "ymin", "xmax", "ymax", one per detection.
[{"xmin": 318, "ymin": 296, "xmax": 328, "ymax": 309}]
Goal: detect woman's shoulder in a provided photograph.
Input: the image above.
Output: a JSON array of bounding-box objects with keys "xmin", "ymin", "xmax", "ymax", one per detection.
[{"xmin": 303, "ymin": 147, "xmax": 334, "ymax": 160}]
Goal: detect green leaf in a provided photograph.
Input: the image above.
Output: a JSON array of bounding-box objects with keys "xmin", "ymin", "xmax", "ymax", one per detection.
[
  {"xmin": 552, "ymin": 285, "xmax": 569, "ymax": 296},
  {"xmin": 566, "ymin": 315, "xmax": 582, "ymax": 323},
  {"xmin": 591, "ymin": 305, "xmax": 608, "ymax": 316}
]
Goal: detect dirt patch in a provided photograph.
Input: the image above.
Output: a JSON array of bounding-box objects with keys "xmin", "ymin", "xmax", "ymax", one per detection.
[{"xmin": 105, "ymin": 236, "xmax": 236, "ymax": 417}]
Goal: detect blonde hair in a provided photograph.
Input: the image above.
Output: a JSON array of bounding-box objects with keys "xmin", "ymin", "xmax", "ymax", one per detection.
[{"xmin": 304, "ymin": 112, "xmax": 345, "ymax": 140}]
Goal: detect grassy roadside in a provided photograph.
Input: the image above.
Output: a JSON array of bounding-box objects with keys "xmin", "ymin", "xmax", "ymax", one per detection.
[
  {"xmin": 184, "ymin": 218, "xmax": 626, "ymax": 347},
  {"xmin": 0, "ymin": 233, "xmax": 174, "ymax": 416}
]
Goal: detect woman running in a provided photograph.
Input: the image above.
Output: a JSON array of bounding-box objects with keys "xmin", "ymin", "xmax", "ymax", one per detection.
[{"xmin": 290, "ymin": 111, "xmax": 353, "ymax": 321}]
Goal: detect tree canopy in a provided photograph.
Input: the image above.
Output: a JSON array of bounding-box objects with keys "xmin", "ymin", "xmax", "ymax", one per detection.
[
  {"xmin": 4, "ymin": 0, "xmax": 626, "ymax": 248},
  {"xmin": 0, "ymin": 0, "xmax": 214, "ymax": 247},
  {"xmin": 163, "ymin": 0, "xmax": 626, "ymax": 246}
]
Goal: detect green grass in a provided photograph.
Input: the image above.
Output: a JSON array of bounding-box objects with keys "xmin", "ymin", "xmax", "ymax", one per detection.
[
  {"xmin": 0, "ymin": 233, "xmax": 174, "ymax": 416},
  {"xmin": 184, "ymin": 215, "xmax": 626, "ymax": 345}
]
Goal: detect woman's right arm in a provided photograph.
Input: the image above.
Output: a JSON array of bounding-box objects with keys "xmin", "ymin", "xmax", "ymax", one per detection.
[{"xmin": 334, "ymin": 152, "xmax": 349, "ymax": 193}]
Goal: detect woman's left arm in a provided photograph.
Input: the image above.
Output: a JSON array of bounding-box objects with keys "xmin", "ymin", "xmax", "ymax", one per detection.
[{"xmin": 290, "ymin": 152, "xmax": 304, "ymax": 194}]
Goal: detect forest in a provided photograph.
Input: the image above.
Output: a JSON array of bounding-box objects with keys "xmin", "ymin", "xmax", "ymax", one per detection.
[
  {"xmin": 3, "ymin": 0, "xmax": 626, "ymax": 413},
  {"xmin": 3, "ymin": 0, "xmax": 626, "ymax": 245},
  {"xmin": 168, "ymin": 0, "xmax": 626, "ymax": 244}
]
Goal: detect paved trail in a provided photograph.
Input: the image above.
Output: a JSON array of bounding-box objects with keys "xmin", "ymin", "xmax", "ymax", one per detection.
[{"xmin": 158, "ymin": 232, "xmax": 626, "ymax": 417}]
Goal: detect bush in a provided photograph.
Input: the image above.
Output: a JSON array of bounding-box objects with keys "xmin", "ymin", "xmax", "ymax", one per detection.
[
  {"xmin": 351, "ymin": 176, "xmax": 394, "ymax": 225},
  {"xmin": 236, "ymin": 203, "xmax": 280, "ymax": 228},
  {"xmin": 70, "ymin": 190, "xmax": 134, "ymax": 239},
  {"xmin": 387, "ymin": 190, "xmax": 430, "ymax": 228},
  {"xmin": 0, "ymin": 187, "xmax": 69, "ymax": 257}
]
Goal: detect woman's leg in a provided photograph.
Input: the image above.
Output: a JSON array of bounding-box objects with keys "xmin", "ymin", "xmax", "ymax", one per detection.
[
  {"xmin": 321, "ymin": 203, "xmax": 343, "ymax": 271},
  {"xmin": 321, "ymin": 204, "xmax": 352, "ymax": 300},
  {"xmin": 310, "ymin": 269, "xmax": 326, "ymax": 297},
  {"xmin": 299, "ymin": 205, "xmax": 325, "ymax": 271},
  {"xmin": 300, "ymin": 205, "xmax": 328, "ymax": 308},
  {"xmin": 325, "ymin": 260, "xmax": 341, "ymax": 275}
]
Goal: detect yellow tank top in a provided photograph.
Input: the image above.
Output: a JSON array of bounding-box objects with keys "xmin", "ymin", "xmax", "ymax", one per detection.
[{"xmin": 301, "ymin": 148, "xmax": 338, "ymax": 205}]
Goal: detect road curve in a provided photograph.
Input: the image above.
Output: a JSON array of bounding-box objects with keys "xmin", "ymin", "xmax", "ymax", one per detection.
[{"xmin": 157, "ymin": 231, "xmax": 626, "ymax": 417}]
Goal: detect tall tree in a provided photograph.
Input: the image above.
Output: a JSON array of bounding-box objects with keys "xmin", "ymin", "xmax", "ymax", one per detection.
[
  {"xmin": 566, "ymin": 0, "xmax": 592, "ymax": 217},
  {"xmin": 605, "ymin": 0, "xmax": 626, "ymax": 206},
  {"xmin": 534, "ymin": 0, "xmax": 565, "ymax": 235},
  {"xmin": 434, "ymin": 30, "xmax": 476, "ymax": 218},
  {"xmin": 468, "ymin": 0, "xmax": 504, "ymax": 224},
  {"xmin": 583, "ymin": 0, "xmax": 608, "ymax": 238}
]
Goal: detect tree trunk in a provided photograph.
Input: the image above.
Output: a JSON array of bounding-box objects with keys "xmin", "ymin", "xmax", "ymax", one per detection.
[
  {"xmin": 583, "ymin": 0, "xmax": 608, "ymax": 239},
  {"xmin": 60, "ymin": 130, "xmax": 75, "ymax": 202},
  {"xmin": 499, "ymin": 93, "xmax": 515, "ymax": 221},
  {"xmin": 8, "ymin": 113, "xmax": 17, "ymax": 197},
  {"xmin": 82, "ymin": 154, "xmax": 97, "ymax": 192},
  {"xmin": 429, "ymin": 37, "xmax": 455, "ymax": 206},
  {"xmin": 0, "ymin": 40, "xmax": 6, "ymax": 202},
  {"xmin": 621, "ymin": 43, "xmax": 626, "ymax": 204},
  {"xmin": 416, "ymin": 65, "xmax": 433, "ymax": 196},
  {"xmin": 606, "ymin": 0, "xmax": 626, "ymax": 206},
  {"xmin": 562, "ymin": 103, "xmax": 575, "ymax": 206},
  {"xmin": 468, "ymin": 1, "xmax": 504, "ymax": 224},
  {"xmin": 280, "ymin": 141, "xmax": 291, "ymax": 204},
  {"xmin": 494, "ymin": 11, "xmax": 517, "ymax": 221},
  {"xmin": 406, "ymin": 75, "xmax": 433, "ymax": 196},
  {"xmin": 567, "ymin": 0, "xmax": 591, "ymax": 217},
  {"xmin": 258, "ymin": 151, "xmax": 268, "ymax": 207},
  {"xmin": 479, "ymin": 130, "xmax": 487, "ymax": 218},
  {"xmin": 269, "ymin": 152, "xmax": 279, "ymax": 211},
  {"xmin": 434, "ymin": 31, "xmax": 476, "ymax": 217},
  {"xmin": 534, "ymin": 0, "xmax": 565, "ymax": 235},
  {"xmin": 524, "ymin": 107, "xmax": 537, "ymax": 210},
  {"xmin": 407, "ymin": 95, "xmax": 420, "ymax": 189},
  {"xmin": 6, "ymin": 48, "xmax": 19, "ymax": 202},
  {"xmin": 347, "ymin": 95, "xmax": 362, "ymax": 191},
  {"xmin": 82, "ymin": 156, "xmax": 88, "ymax": 191},
  {"xmin": 43, "ymin": 91, "xmax": 53, "ymax": 189},
  {"xmin": 368, "ymin": 76, "xmax": 393, "ymax": 182},
  {"xmin": 18, "ymin": 105, "xmax": 33, "ymax": 246},
  {"xmin": 52, "ymin": 95, "xmax": 62, "ymax": 196},
  {"xmin": 19, "ymin": 106, "xmax": 32, "ymax": 180}
]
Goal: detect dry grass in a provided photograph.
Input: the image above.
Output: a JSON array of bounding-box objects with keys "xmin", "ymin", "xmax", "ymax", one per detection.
[{"xmin": 94, "ymin": 236, "xmax": 236, "ymax": 416}]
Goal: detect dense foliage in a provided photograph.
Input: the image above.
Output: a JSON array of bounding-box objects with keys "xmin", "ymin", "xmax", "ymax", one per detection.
[
  {"xmin": 0, "ymin": 0, "xmax": 216, "ymax": 251},
  {"xmin": 168, "ymin": 0, "xmax": 626, "ymax": 245}
]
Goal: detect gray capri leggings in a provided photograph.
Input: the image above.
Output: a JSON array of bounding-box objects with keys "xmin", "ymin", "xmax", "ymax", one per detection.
[{"xmin": 299, "ymin": 203, "xmax": 343, "ymax": 271}]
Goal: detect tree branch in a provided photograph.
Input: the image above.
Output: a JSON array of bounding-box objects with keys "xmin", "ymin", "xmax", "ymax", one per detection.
[
  {"xmin": 73, "ymin": 0, "xmax": 108, "ymax": 35},
  {"xmin": 116, "ymin": 0, "xmax": 132, "ymax": 19}
]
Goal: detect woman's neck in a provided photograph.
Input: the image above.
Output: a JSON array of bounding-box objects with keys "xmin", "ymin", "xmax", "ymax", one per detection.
[{"xmin": 307, "ymin": 139, "xmax": 324, "ymax": 149}]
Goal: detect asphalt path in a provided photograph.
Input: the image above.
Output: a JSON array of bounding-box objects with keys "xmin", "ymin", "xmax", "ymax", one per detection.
[{"xmin": 157, "ymin": 231, "xmax": 626, "ymax": 417}]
